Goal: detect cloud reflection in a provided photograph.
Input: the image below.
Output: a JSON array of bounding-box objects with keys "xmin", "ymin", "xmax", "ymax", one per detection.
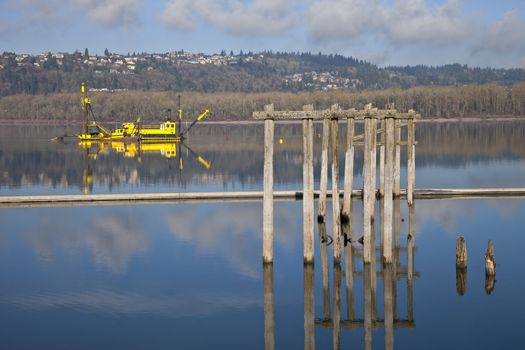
[
  {"xmin": 4, "ymin": 289, "xmax": 260, "ymax": 318},
  {"xmin": 25, "ymin": 211, "xmax": 148, "ymax": 273},
  {"xmin": 165, "ymin": 203, "xmax": 299, "ymax": 278}
]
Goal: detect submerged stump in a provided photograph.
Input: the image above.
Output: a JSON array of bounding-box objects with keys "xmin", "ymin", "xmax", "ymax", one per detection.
[
  {"xmin": 456, "ymin": 236, "xmax": 467, "ymax": 269},
  {"xmin": 485, "ymin": 240, "xmax": 496, "ymax": 294}
]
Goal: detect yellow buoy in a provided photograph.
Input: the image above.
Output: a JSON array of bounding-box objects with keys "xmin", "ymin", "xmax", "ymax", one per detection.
[{"xmin": 279, "ymin": 138, "xmax": 283, "ymax": 144}]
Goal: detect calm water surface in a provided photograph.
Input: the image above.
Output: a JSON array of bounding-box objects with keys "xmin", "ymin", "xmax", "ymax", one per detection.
[{"xmin": 0, "ymin": 121, "xmax": 524, "ymax": 349}]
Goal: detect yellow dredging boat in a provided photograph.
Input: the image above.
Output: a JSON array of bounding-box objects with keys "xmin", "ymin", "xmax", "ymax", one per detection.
[{"xmin": 73, "ymin": 83, "xmax": 209, "ymax": 142}]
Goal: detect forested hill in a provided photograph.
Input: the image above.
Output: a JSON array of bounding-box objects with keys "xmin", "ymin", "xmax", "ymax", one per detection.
[{"xmin": 1, "ymin": 50, "xmax": 525, "ymax": 96}]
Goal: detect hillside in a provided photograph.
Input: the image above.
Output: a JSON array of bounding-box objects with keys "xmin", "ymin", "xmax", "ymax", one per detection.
[{"xmin": 1, "ymin": 50, "xmax": 525, "ymax": 96}]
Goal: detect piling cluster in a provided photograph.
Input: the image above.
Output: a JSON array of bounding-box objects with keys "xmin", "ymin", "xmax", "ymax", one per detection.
[{"xmin": 254, "ymin": 103, "xmax": 419, "ymax": 266}]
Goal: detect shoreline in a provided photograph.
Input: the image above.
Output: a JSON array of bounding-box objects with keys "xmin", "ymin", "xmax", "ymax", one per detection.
[{"xmin": 0, "ymin": 116, "xmax": 524, "ymax": 126}]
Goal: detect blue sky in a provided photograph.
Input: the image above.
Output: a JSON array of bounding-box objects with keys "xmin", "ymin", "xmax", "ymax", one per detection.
[{"xmin": 1, "ymin": 0, "xmax": 525, "ymax": 68}]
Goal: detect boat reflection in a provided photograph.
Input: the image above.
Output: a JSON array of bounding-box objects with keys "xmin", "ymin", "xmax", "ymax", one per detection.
[{"xmin": 79, "ymin": 141, "xmax": 211, "ymax": 194}]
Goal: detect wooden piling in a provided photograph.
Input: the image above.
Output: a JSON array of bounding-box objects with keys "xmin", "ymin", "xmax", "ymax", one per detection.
[
  {"xmin": 263, "ymin": 263, "xmax": 275, "ymax": 350},
  {"xmin": 407, "ymin": 203, "xmax": 415, "ymax": 281},
  {"xmin": 263, "ymin": 105, "xmax": 274, "ymax": 264},
  {"xmin": 485, "ymin": 241, "xmax": 496, "ymax": 294},
  {"xmin": 371, "ymin": 119, "xmax": 377, "ymax": 207},
  {"xmin": 363, "ymin": 117, "xmax": 374, "ymax": 264},
  {"xmin": 485, "ymin": 240, "xmax": 496, "ymax": 276},
  {"xmin": 333, "ymin": 264, "xmax": 342, "ymax": 350},
  {"xmin": 407, "ymin": 119, "xmax": 415, "ymax": 206},
  {"xmin": 394, "ymin": 120, "xmax": 401, "ymax": 197},
  {"xmin": 331, "ymin": 108, "xmax": 342, "ymax": 264},
  {"xmin": 456, "ymin": 236, "xmax": 467, "ymax": 269},
  {"xmin": 318, "ymin": 118, "xmax": 330, "ymax": 221},
  {"xmin": 318, "ymin": 221, "xmax": 331, "ymax": 320},
  {"xmin": 304, "ymin": 264, "xmax": 315, "ymax": 350},
  {"xmin": 303, "ymin": 105, "xmax": 315, "ymax": 264},
  {"xmin": 382, "ymin": 117, "xmax": 395, "ymax": 264},
  {"xmin": 379, "ymin": 119, "xmax": 385, "ymax": 198},
  {"xmin": 342, "ymin": 118, "xmax": 355, "ymax": 222}
]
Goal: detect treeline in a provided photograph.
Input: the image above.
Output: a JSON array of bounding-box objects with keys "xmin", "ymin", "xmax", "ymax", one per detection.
[
  {"xmin": 1, "ymin": 83, "xmax": 524, "ymax": 121},
  {"xmin": 3, "ymin": 51, "xmax": 525, "ymax": 95}
]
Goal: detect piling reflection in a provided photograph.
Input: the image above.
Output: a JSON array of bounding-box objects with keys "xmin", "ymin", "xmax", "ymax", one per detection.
[
  {"xmin": 304, "ymin": 264, "xmax": 315, "ymax": 350},
  {"xmin": 485, "ymin": 274, "xmax": 496, "ymax": 295},
  {"xmin": 456, "ymin": 267, "xmax": 467, "ymax": 296},
  {"xmin": 333, "ymin": 265, "xmax": 342, "ymax": 350},
  {"xmin": 263, "ymin": 264, "xmax": 275, "ymax": 350},
  {"xmin": 318, "ymin": 221, "xmax": 331, "ymax": 320},
  {"xmin": 310, "ymin": 200, "xmax": 417, "ymax": 349}
]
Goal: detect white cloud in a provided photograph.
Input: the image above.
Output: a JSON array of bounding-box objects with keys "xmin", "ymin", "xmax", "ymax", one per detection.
[
  {"xmin": 307, "ymin": 0, "xmax": 468, "ymax": 44},
  {"xmin": 75, "ymin": 0, "xmax": 142, "ymax": 28},
  {"xmin": 386, "ymin": 0, "xmax": 468, "ymax": 44},
  {"xmin": 307, "ymin": 0, "xmax": 385, "ymax": 39},
  {"xmin": 475, "ymin": 10, "xmax": 525, "ymax": 52},
  {"xmin": 161, "ymin": 0, "xmax": 300, "ymax": 35}
]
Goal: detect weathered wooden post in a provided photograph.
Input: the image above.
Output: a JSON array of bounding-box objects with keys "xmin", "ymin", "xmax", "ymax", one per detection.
[
  {"xmin": 318, "ymin": 117, "xmax": 330, "ymax": 221},
  {"xmin": 318, "ymin": 221, "xmax": 331, "ymax": 320},
  {"xmin": 485, "ymin": 240, "xmax": 496, "ymax": 276},
  {"xmin": 333, "ymin": 264, "xmax": 342, "ymax": 350},
  {"xmin": 303, "ymin": 105, "xmax": 315, "ymax": 264},
  {"xmin": 407, "ymin": 114, "xmax": 416, "ymax": 206},
  {"xmin": 263, "ymin": 104, "xmax": 274, "ymax": 264},
  {"xmin": 456, "ymin": 236, "xmax": 467, "ymax": 269},
  {"xmin": 384, "ymin": 264, "xmax": 394, "ymax": 350},
  {"xmin": 363, "ymin": 108, "xmax": 375, "ymax": 264},
  {"xmin": 393, "ymin": 120, "xmax": 401, "ymax": 197},
  {"xmin": 342, "ymin": 116, "xmax": 355, "ymax": 223},
  {"xmin": 455, "ymin": 236, "xmax": 468, "ymax": 295},
  {"xmin": 485, "ymin": 240, "xmax": 496, "ymax": 294},
  {"xmin": 331, "ymin": 105, "xmax": 342, "ymax": 264},
  {"xmin": 304, "ymin": 264, "xmax": 315, "ymax": 350},
  {"xmin": 379, "ymin": 119, "xmax": 385, "ymax": 198},
  {"xmin": 382, "ymin": 116, "xmax": 395, "ymax": 264},
  {"xmin": 263, "ymin": 263, "xmax": 275, "ymax": 350}
]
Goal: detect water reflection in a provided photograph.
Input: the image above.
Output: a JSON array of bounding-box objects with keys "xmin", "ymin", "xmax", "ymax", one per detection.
[
  {"xmin": 2, "ymin": 121, "xmax": 525, "ymax": 194},
  {"xmin": 312, "ymin": 200, "xmax": 417, "ymax": 349},
  {"xmin": 1, "ymin": 198, "xmax": 525, "ymax": 348}
]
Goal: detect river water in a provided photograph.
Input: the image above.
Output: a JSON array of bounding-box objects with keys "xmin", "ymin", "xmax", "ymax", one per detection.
[{"xmin": 0, "ymin": 121, "xmax": 524, "ymax": 349}]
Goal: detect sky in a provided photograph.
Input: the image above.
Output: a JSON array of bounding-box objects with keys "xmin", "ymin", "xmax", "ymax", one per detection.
[{"xmin": 1, "ymin": 0, "xmax": 525, "ymax": 68}]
